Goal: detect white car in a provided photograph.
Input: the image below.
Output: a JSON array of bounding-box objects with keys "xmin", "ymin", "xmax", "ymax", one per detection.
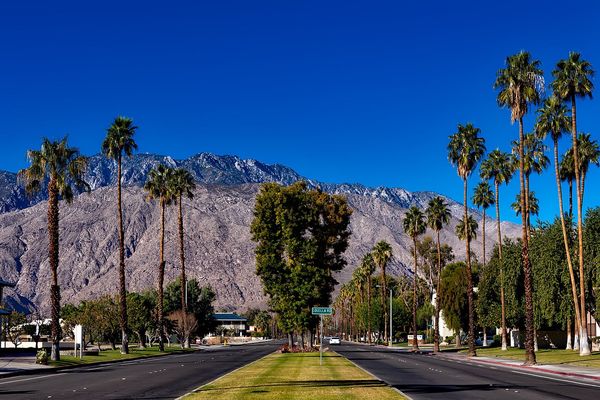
[{"xmin": 329, "ymin": 337, "xmax": 341, "ymax": 345}]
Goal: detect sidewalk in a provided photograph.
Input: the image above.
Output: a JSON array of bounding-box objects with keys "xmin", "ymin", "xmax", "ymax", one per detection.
[
  {"xmin": 437, "ymin": 351, "xmax": 600, "ymax": 382},
  {"xmin": 0, "ymin": 353, "xmax": 51, "ymax": 376}
]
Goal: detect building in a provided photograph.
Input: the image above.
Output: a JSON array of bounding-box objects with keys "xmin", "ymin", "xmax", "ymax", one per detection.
[{"xmin": 212, "ymin": 313, "xmax": 248, "ymax": 336}]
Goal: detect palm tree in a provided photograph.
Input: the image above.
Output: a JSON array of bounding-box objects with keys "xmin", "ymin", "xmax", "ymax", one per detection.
[
  {"xmin": 552, "ymin": 52, "xmax": 594, "ymax": 356},
  {"xmin": 511, "ymin": 191, "xmax": 539, "ymax": 220},
  {"xmin": 480, "ymin": 149, "xmax": 515, "ymax": 350},
  {"xmin": 456, "ymin": 215, "xmax": 478, "ymax": 243},
  {"xmin": 573, "ymin": 133, "xmax": 600, "ymax": 201},
  {"xmin": 18, "ymin": 137, "xmax": 89, "ymax": 361},
  {"xmin": 360, "ymin": 253, "xmax": 376, "ymax": 344},
  {"xmin": 447, "ymin": 122, "xmax": 486, "ymax": 357},
  {"xmin": 144, "ymin": 164, "xmax": 175, "ymax": 352},
  {"xmin": 372, "ymin": 241, "xmax": 392, "ymax": 344},
  {"xmin": 512, "ymin": 133, "xmax": 549, "ymax": 236},
  {"xmin": 494, "ymin": 51, "xmax": 544, "ymax": 364},
  {"xmin": 472, "ymin": 182, "xmax": 494, "ymax": 265},
  {"xmin": 425, "ymin": 197, "xmax": 450, "ymax": 353},
  {"xmin": 168, "ymin": 168, "xmax": 196, "ymax": 348},
  {"xmin": 535, "ymin": 96, "xmax": 580, "ymax": 350},
  {"xmin": 402, "ymin": 207, "xmax": 426, "ymax": 350},
  {"xmin": 101, "ymin": 116, "xmax": 138, "ymax": 354}
]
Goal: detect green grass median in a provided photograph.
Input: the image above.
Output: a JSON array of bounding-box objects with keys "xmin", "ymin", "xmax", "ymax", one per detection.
[
  {"xmin": 49, "ymin": 345, "xmax": 194, "ymax": 367},
  {"xmin": 467, "ymin": 347, "xmax": 600, "ymax": 368},
  {"xmin": 185, "ymin": 351, "xmax": 405, "ymax": 400}
]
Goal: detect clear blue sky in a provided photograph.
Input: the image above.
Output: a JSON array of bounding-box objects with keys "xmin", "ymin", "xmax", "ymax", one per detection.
[{"xmin": 1, "ymin": 0, "xmax": 599, "ymax": 223}]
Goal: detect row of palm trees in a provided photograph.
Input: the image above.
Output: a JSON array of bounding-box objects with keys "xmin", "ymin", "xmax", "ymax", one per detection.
[
  {"xmin": 336, "ymin": 51, "xmax": 598, "ymax": 366},
  {"xmin": 19, "ymin": 117, "xmax": 196, "ymax": 360}
]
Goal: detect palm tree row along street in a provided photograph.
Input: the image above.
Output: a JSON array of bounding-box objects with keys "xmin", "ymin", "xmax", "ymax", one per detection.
[{"xmin": 333, "ymin": 50, "xmax": 600, "ymax": 367}]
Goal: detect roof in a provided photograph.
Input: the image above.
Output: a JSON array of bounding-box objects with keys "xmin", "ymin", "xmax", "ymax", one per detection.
[
  {"xmin": 0, "ymin": 279, "xmax": 15, "ymax": 288},
  {"xmin": 213, "ymin": 313, "xmax": 247, "ymax": 322}
]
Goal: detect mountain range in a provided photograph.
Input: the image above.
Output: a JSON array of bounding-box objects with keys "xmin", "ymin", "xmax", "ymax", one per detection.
[{"xmin": 0, "ymin": 153, "xmax": 519, "ymax": 313}]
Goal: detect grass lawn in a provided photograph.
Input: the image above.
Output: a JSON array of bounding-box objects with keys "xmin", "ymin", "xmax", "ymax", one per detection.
[
  {"xmin": 49, "ymin": 345, "xmax": 194, "ymax": 367},
  {"xmin": 185, "ymin": 352, "xmax": 405, "ymax": 400},
  {"xmin": 467, "ymin": 347, "xmax": 600, "ymax": 368}
]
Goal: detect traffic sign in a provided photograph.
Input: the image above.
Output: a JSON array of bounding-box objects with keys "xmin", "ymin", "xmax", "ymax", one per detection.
[{"xmin": 312, "ymin": 307, "xmax": 332, "ymax": 315}]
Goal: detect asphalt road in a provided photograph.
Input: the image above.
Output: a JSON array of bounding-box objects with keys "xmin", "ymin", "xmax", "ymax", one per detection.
[
  {"xmin": 335, "ymin": 342, "xmax": 600, "ymax": 399},
  {"xmin": 0, "ymin": 341, "xmax": 281, "ymax": 399}
]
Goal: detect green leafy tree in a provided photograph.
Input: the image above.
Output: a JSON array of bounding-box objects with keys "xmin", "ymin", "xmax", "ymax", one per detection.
[
  {"xmin": 403, "ymin": 206, "xmax": 426, "ymax": 350},
  {"xmin": 251, "ymin": 182, "xmax": 352, "ymax": 347},
  {"xmin": 164, "ymin": 278, "xmax": 217, "ymax": 339},
  {"xmin": 494, "ymin": 51, "xmax": 544, "ymax": 364},
  {"xmin": 102, "ymin": 116, "xmax": 138, "ymax": 354},
  {"xmin": 447, "ymin": 122, "xmax": 486, "ymax": 357},
  {"xmin": 18, "ymin": 137, "xmax": 89, "ymax": 361},
  {"xmin": 144, "ymin": 164, "xmax": 175, "ymax": 351},
  {"xmin": 439, "ymin": 262, "xmax": 469, "ymax": 347},
  {"xmin": 552, "ymin": 51, "xmax": 594, "ymax": 356},
  {"xmin": 127, "ymin": 291, "xmax": 155, "ymax": 348}
]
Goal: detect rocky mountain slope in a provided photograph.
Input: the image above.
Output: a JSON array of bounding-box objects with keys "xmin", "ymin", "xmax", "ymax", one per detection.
[{"xmin": 0, "ymin": 153, "xmax": 519, "ymax": 313}]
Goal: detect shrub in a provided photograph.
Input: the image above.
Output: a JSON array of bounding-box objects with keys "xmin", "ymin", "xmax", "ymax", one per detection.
[{"xmin": 36, "ymin": 350, "xmax": 49, "ymax": 365}]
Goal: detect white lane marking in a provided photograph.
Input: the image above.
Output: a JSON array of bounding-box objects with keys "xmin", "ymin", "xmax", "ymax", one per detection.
[
  {"xmin": 0, "ymin": 373, "xmax": 67, "ymax": 385},
  {"xmin": 511, "ymin": 370, "xmax": 600, "ymax": 388}
]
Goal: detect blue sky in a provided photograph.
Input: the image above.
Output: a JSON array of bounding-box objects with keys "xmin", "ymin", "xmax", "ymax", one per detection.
[{"xmin": 1, "ymin": 0, "xmax": 599, "ymax": 223}]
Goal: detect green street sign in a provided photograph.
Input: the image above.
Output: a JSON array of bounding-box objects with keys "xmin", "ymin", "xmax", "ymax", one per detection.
[{"xmin": 312, "ymin": 307, "xmax": 333, "ymax": 315}]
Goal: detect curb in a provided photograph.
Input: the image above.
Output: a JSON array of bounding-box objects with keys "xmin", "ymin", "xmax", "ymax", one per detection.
[{"xmin": 0, "ymin": 348, "xmax": 199, "ymax": 380}]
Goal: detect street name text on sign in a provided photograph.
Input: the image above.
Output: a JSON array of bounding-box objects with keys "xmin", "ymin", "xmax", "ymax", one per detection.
[{"xmin": 311, "ymin": 307, "xmax": 333, "ymax": 315}]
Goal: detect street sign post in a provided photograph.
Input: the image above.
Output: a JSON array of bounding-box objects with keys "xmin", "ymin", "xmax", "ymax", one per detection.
[{"xmin": 311, "ymin": 307, "xmax": 333, "ymax": 365}]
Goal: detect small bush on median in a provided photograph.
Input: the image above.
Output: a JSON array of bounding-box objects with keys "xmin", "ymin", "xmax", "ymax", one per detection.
[{"xmin": 36, "ymin": 350, "xmax": 49, "ymax": 365}]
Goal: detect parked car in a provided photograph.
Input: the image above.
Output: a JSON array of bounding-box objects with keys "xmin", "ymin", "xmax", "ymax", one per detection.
[{"xmin": 329, "ymin": 337, "xmax": 341, "ymax": 345}]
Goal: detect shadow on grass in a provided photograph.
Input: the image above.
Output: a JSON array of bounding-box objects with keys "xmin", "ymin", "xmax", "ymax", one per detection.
[{"xmin": 198, "ymin": 379, "xmax": 387, "ymax": 392}]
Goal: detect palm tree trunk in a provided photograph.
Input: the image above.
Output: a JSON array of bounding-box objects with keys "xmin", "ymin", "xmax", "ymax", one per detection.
[
  {"xmin": 519, "ymin": 117, "xmax": 536, "ymax": 365},
  {"xmin": 495, "ymin": 181, "xmax": 508, "ymax": 351},
  {"xmin": 158, "ymin": 201, "xmax": 166, "ymax": 352},
  {"xmin": 367, "ymin": 275, "xmax": 372, "ymax": 345},
  {"xmin": 553, "ymin": 137, "xmax": 581, "ymax": 354},
  {"xmin": 482, "ymin": 209, "xmax": 486, "ymax": 265},
  {"xmin": 463, "ymin": 179, "xmax": 476, "ymax": 357},
  {"xmin": 48, "ymin": 176, "xmax": 61, "ymax": 361},
  {"xmin": 568, "ymin": 180, "xmax": 573, "ymax": 219},
  {"xmin": 412, "ymin": 236, "xmax": 419, "ymax": 350},
  {"xmin": 434, "ymin": 230, "xmax": 442, "ymax": 353},
  {"xmin": 178, "ymin": 194, "xmax": 190, "ymax": 348},
  {"xmin": 525, "ymin": 175, "xmax": 531, "ymax": 240},
  {"xmin": 566, "ymin": 317, "xmax": 572, "ymax": 350},
  {"xmin": 381, "ymin": 266, "xmax": 388, "ymax": 344},
  {"xmin": 570, "ymin": 95, "xmax": 591, "ymax": 356},
  {"xmin": 117, "ymin": 155, "xmax": 129, "ymax": 354}
]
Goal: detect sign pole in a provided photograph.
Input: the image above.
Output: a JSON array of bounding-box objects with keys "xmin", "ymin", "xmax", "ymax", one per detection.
[{"xmin": 320, "ymin": 314, "xmax": 323, "ymax": 366}]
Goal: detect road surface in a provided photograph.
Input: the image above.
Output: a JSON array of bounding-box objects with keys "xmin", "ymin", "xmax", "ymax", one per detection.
[
  {"xmin": 0, "ymin": 341, "xmax": 280, "ymax": 399},
  {"xmin": 335, "ymin": 342, "xmax": 600, "ymax": 399}
]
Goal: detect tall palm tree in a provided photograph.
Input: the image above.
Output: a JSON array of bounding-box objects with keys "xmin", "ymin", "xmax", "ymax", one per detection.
[
  {"xmin": 447, "ymin": 122, "xmax": 486, "ymax": 357},
  {"xmin": 512, "ymin": 191, "xmax": 539, "ymax": 220},
  {"xmin": 552, "ymin": 52, "xmax": 594, "ymax": 356},
  {"xmin": 360, "ymin": 253, "xmax": 376, "ymax": 344},
  {"xmin": 425, "ymin": 197, "xmax": 450, "ymax": 353},
  {"xmin": 535, "ymin": 96, "xmax": 580, "ymax": 350},
  {"xmin": 573, "ymin": 133, "xmax": 600, "ymax": 201},
  {"xmin": 18, "ymin": 137, "xmax": 89, "ymax": 361},
  {"xmin": 512, "ymin": 133, "xmax": 549, "ymax": 236},
  {"xmin": 456, "ymin": 215, "xmax": 478, "ymax": 243},
  {"xmin": 472, "ymin": 182, "xmax": 494, "ymax": 265},
  {"xmin": 101, "ymin": 116, "xmax": 138, "ymax": 355},
  {"xmin": 559, "ymin": 152, "xmax": 576, "ymax": 218},
  {"xmin": 372, "ymin": 241, "xmax": 392, "ymax": 344},
  {"xmin": 494, "ymin": 51, "xmax": 544, "ymax": 364},
  {"xmin": 168, "ymin": 168, "xmax": 196, "ymax": 348},
  {"xmin": 480, "ymin": 149, "xmax": 515, "ymax": 350},
  {"xmin": 403, "ymin": 206, "xmax": 426, "ymax": 350},
  {"xmin": 144, "ymin": 164, "xmax": 175, "ymax": 352}
]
